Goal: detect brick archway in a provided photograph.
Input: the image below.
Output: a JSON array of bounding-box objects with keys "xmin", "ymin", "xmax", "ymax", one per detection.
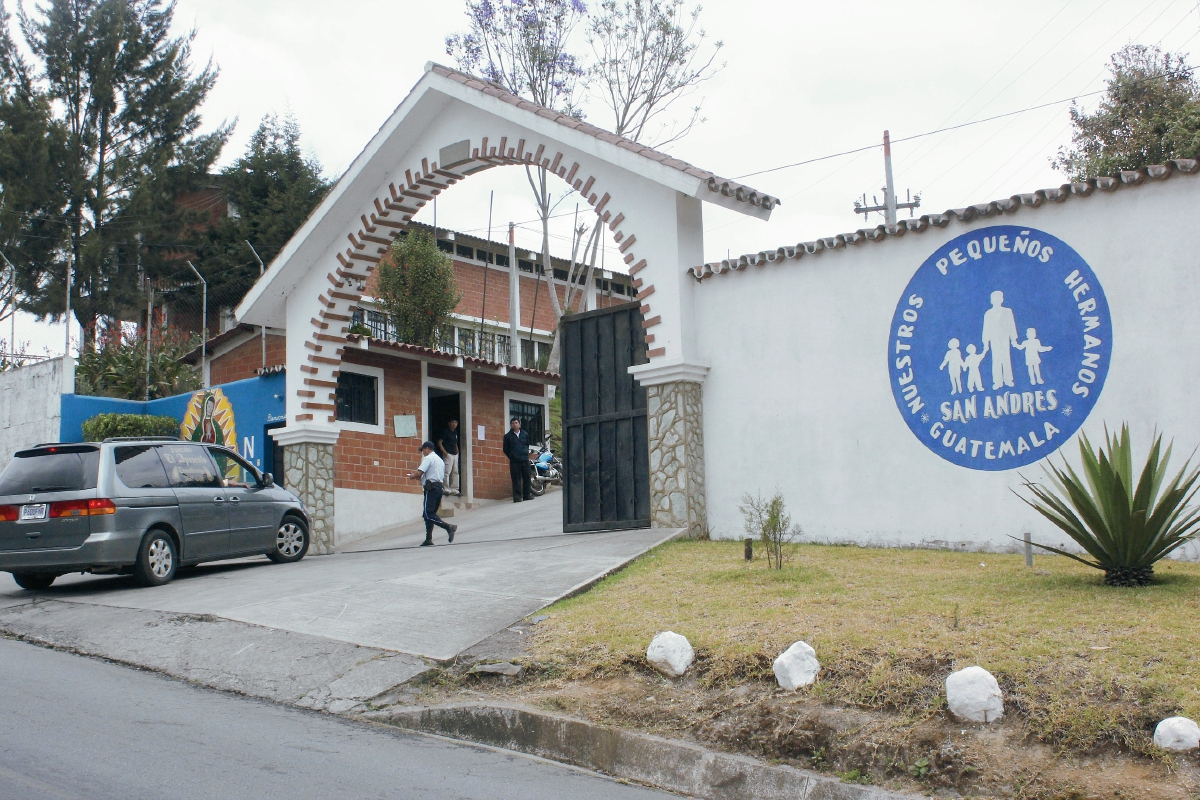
[{"xmin": 295, "ymin": 137, "xmax": 656, "ymax": 425}]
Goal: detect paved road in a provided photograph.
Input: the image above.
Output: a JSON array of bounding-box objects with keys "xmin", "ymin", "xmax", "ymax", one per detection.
[
  {"xmin": 1, "ymin": 493, "xmax": 679, "ymax": 660},
  {"xmin": 0, "ymin": 639, "xmax": 675, "ymax": 800}
]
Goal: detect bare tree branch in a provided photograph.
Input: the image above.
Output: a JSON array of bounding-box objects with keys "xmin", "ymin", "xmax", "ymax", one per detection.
[{"xmin": 587, "ymin": 0, "xmax": 724, "ymax": 147}]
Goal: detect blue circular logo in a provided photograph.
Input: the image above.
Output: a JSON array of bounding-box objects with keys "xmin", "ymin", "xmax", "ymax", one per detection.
[{"xmin": 889, "ymin": 225, "xmax": 1112, "ymax": 470}]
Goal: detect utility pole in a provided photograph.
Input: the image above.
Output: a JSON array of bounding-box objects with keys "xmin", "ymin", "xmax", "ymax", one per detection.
[
  {"xmin": 144, "ymin": 282, "xmax": 153, "ymax": 402},
  {"xmin": 854, "ymin": 130, "xmax": 921, "ymax": 225},
  {"xmin": 246, "ymin": 240, "xmax": 267, "ymax": 369},
  {"xmin": 507, "ymin": 222, "xmax": 519, "ymax": 366},
  {"xmin": 64, "ymin": 253, "xmax": 73, "ymax": 359},
  {"xmin": 187, "ymin": 261, "xmax": 207, "ymax": 388}
]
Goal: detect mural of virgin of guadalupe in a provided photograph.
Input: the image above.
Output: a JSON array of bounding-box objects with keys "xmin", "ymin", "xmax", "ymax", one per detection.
[
  {"xmin": 200, "ymin": 394, "xmax": 218, "ymax": 444},
  {"xmin": 181, "ymin": 389, "xmax": 235, "ymax": 452}
]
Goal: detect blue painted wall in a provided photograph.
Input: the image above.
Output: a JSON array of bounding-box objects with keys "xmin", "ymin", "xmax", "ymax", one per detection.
[{"xmin": 59, "ymin": 372, "xmax": 288, "ymax": 474}]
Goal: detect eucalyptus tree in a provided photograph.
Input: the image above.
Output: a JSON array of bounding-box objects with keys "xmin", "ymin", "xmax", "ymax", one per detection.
[{"xmin": 0, "ymin": 0, "xmax": 227, "ymax": 346}]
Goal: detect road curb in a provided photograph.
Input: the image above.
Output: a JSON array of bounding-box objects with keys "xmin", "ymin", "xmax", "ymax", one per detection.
[{"xmin": 364, "ymin": 703, "xmax": 919, "ymax": 800}]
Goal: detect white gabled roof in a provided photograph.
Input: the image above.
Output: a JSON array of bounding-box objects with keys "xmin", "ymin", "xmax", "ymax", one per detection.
[{"xmin": 237, "ymin": 62, "xmax": 777, "ymax": 327}]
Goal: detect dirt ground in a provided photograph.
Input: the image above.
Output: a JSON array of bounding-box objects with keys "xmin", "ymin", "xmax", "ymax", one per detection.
[{"xmin": 410, "ymin": 662, "xmax": 1199, "ymax": 800}]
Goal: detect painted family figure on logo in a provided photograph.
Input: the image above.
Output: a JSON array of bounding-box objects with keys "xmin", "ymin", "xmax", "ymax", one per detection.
[
  {"xmin": 888, "ymin": 225, "xmax": 1112, "ymax": 471},
  {"xmin": 939, "ymin": 290, "xmax": 1054, "ymax": 394}
]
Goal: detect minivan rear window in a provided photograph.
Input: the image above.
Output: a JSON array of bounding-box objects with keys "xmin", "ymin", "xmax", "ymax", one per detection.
[{"xmin": 0, "ymin": 446, "xmax": 101, "ymax": 495}]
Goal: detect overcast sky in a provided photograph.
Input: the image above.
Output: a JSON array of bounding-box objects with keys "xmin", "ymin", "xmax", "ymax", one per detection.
[
  {"xmin": 170, "ymin": 0, "xmax": 1200, "ymax": 265},
  {"xmin": 14, "ymin": 0, "xmax": 1200, "ymax": 354}
]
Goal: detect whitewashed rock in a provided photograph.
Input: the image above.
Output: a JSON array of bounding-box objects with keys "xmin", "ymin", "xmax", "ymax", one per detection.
[
  {"xmin": 773, "ymin": 641, "xmax": 821, "ymax": 690},
  {"xmin": 472, "ymin": 662, "xmax": 523, "ymax": 677},
  {"xmin": 1154, "ymin": 716, "xmax": 1200, "ymax": 751},
  {"xmin": 646, "ymin": 631, "xmax": 694, "ymax": 678},
  {"xmin": 945, "ymin": 666, "xmax": 1004, "ymax": 723}
]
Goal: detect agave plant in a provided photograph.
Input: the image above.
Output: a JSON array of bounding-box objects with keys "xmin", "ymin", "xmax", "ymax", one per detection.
[{"xmin": 1019, "ymin": 425, "xmax": 1200, "ymax": 587}]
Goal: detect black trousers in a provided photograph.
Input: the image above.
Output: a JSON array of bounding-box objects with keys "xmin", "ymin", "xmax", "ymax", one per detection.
[
  {"xmin": 423, "ymin": 482, "xmax": 452, "ymax": 537},
  {"xmin": 509, "ymin": 460, "xmax": 533, "ymax": 502}
]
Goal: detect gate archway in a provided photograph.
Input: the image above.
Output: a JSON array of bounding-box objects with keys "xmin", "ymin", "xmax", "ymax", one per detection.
[{"xmin": 236, "ymin": 62, "xmax": 777, "ymax": 547}]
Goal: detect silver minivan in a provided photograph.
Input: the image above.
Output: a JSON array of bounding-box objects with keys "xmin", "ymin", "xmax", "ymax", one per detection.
[{"xmin": 0, "ymin": 438, "xmax": 309, "ymax": 590}]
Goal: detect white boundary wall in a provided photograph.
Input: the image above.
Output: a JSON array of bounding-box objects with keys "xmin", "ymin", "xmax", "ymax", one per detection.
[
  {"xmin": 0, "ymin": 357, "xmax": 74, "ymax": 465},
  {"xmin": 334, "ymin": 487, "xmax": 425, "ymax": 547},
  {"xmin": 693, "ymin": 176, "xmax": 1200, "ymax": 559}
]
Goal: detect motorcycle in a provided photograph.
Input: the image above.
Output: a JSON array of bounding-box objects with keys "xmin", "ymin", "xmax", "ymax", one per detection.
[{"xmin": 528, "ymin": 435, "xmax": 563, "ymax": 496}]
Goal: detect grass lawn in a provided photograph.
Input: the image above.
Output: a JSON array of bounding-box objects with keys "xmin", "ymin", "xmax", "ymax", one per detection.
[{"xmin": 532, "ymin": 540, "xmax": 1200, "ymax": 754}]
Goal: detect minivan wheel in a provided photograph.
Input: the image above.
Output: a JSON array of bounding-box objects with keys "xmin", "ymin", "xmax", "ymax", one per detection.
[
  {"xmin": 268, "ymin": 516, "xmax": 309, "ymax": 564},
  {"xmin": 134, "ymin": 530, "xmax": 177, "ymax": 587},
  {"xmin": 11, "ymin": 572, "xmax": 56, "ymax": 591}
]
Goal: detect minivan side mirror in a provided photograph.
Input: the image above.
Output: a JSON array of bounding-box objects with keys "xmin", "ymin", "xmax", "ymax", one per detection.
[{"xmin": 262, "ymin": 472, "xmax": 274, "ymax": 488}]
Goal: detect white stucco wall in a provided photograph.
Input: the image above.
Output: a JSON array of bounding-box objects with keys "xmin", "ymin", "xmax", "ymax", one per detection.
[
  {"xmin": 693, "ymin": 175, "xmax": 1200, "ymax": 559},
  {"xmin": 0, "ymin": 357, "xmax": 74, "ymax": 465},
  {"xmin": 334, "ymin": 487, "xmax": 425, "ymax": 546}
]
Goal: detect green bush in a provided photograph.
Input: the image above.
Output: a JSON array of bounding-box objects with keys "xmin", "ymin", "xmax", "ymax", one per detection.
[{"xmin": 81, "ymin": 413, "xmax": 180, "ymax": 442}]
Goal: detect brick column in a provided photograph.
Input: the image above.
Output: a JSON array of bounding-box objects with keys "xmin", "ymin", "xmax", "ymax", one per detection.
[
  {"xmin": 271, "ymin": 426, "xmax": 340, "ymax": 555},
  {"xmin": 631, "ymin": 360, "xmax": 709, "ymax": 538}
]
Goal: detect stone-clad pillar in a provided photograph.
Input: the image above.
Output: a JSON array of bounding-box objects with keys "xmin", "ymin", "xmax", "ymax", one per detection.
[
  {"xmin": 647, "ymin": 380, "xmax": 706, "ymax": 534},
  {"xmin": 631, "ymin": 361, "xmax": 709, "ymax": 537},
  {"xmin": 271, "ymin": 427, "xmax": 339, "ymax": 555}
]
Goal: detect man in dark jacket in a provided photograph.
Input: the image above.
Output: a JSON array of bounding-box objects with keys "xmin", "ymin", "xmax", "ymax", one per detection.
[{"xmin": 502, "ymin": 417, "xmax": 533, "ymax": 502}]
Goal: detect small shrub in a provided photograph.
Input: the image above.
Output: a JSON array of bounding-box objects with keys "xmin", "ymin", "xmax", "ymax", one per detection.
[
  {"xmin": 1018, "ymin": 424, "xmax": 1200, "ymax": 586},
  {"xmin": 75, "ymin": 326, "xmax": 199, "ymax": 400},
  {"xmin": 739, "ymin": 491, "xmax": 801, "ymax": 569},
  {"xmin": 82, "ymin": 413, "xmax": 180, "ymax": 442}
]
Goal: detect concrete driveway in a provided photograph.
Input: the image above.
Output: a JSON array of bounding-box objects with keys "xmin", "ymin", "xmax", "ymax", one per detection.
[{"xmin": 0, "ymin": 491, "xmax": 678, "ymax": 661}]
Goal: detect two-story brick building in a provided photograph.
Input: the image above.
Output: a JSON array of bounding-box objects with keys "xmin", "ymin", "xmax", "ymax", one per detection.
[{"xmin": 191, "ymin": 223, "xmax": 636, "ymax": 547}]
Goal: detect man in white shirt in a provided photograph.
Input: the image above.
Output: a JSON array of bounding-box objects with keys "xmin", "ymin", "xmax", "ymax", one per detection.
[{"xmin": 407, "ymin": 441, "xmax": 457, "ymax": 546}]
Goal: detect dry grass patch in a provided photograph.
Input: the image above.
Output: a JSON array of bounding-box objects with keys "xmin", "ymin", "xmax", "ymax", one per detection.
[{"xmin": 531, "ymin": 540, "xmax": 1200, "ymax": 754}]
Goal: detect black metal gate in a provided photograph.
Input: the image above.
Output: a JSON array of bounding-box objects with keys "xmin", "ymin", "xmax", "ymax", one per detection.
[{"xmin": 560, "ymin": 301, "xmax": 651, "ymax": 532}]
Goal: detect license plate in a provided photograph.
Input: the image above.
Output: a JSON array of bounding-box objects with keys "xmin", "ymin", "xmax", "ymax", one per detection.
[{"xmin": 20, "ymin": 504, "xmax": 47, "ymax": 521}]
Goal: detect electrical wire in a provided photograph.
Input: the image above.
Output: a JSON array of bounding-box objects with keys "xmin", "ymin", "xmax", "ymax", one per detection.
[{"xmin": 897, "ymin": 0, "xmax": 1097, "ymax": 171}]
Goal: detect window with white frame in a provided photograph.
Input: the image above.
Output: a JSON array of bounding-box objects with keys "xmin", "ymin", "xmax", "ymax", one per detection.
[
  {"xmin": 333, "ymin": 364, "xmax": 385, "ymax": 433},
  {"xmin": 336, "ymin": 372, "xmax": 377, "ymax": 425}
]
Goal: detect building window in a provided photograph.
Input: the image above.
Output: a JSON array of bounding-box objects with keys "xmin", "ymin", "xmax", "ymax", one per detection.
[
  {"xmin": 456, "ymin": 243, "xmax": 474, "ymax": 259},
  {"xmin": 457, "ymin": 327, "xmax": 476, "ymax": 357},
  {"xmin": 518, "ymin": 259, "xmax": 533, "ymax": 273},
  {"xmin": 496, "ymin": 333, "xmax": 510, "ymax": 364},
  {"xmin": 336, "ymin": 372, "xmax": 377, "ymax": 425},
  {"xmin": 436, "ymin": 239, "xmax": 453, "ymax": 253},
  {"xmin": 366, "ymin": 310, "xmax": 392, "ymax": 340},
  {"xmin": 438, "ymin": 326, "xmax": 456, "ymax": 353},
  {"xmin": 494, "ymin": 253, "xmax": 509, "ymax": 267},
  {"xmin": 479, "ymin": 331, "xmax": 495, "ymax": 361},
  {"xmin": 510, "ymin": 400, "xmax": 545, "ymax": 444},
  {"xmin": 521, "ymin": 339, "xmax": 552, "ymax": 370}
]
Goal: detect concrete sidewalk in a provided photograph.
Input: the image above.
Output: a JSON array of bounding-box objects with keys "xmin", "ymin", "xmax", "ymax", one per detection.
[{"xmin": 0, "ymin": 492, "xmax": 679, "ymax": 661}]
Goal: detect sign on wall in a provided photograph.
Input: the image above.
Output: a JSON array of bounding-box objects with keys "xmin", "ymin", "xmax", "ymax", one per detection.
[{"xmin": 888, "ymin": 225, "xmax": 1111, "ymax": 470}]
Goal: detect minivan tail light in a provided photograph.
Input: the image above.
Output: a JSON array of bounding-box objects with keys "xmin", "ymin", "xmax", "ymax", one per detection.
[
  {"xmin": 49, "ymin": 499, "xmax": 89, "ymax": 517},
  {"xmin": 49, "ymin": 499, "xmax": 116, "ymax": 517},
  {"xmin": 0, "ymin": 505, "xmax": 17, "ymax": 522},
  {"xmin": 87, "ymin": 498, "xmax": 116, "ymax": 515}
]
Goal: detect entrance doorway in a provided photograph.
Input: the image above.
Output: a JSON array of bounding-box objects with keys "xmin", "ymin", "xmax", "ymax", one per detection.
[
  {"xmin": 427, "ymin": 387, "xmax": 464, "ymax": 496},
  {"xmin": 427, "ymin": 388, "xmax": 462, "ymax": 444}
]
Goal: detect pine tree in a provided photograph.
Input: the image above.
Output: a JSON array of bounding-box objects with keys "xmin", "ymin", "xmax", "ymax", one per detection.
[
  {"xmin": 0, "ymin": 0, "xmax": 227, "ymax": 345},
  {"xmin": 192, "ymin": 113, "xmax": 330, "ymax": 309}
]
